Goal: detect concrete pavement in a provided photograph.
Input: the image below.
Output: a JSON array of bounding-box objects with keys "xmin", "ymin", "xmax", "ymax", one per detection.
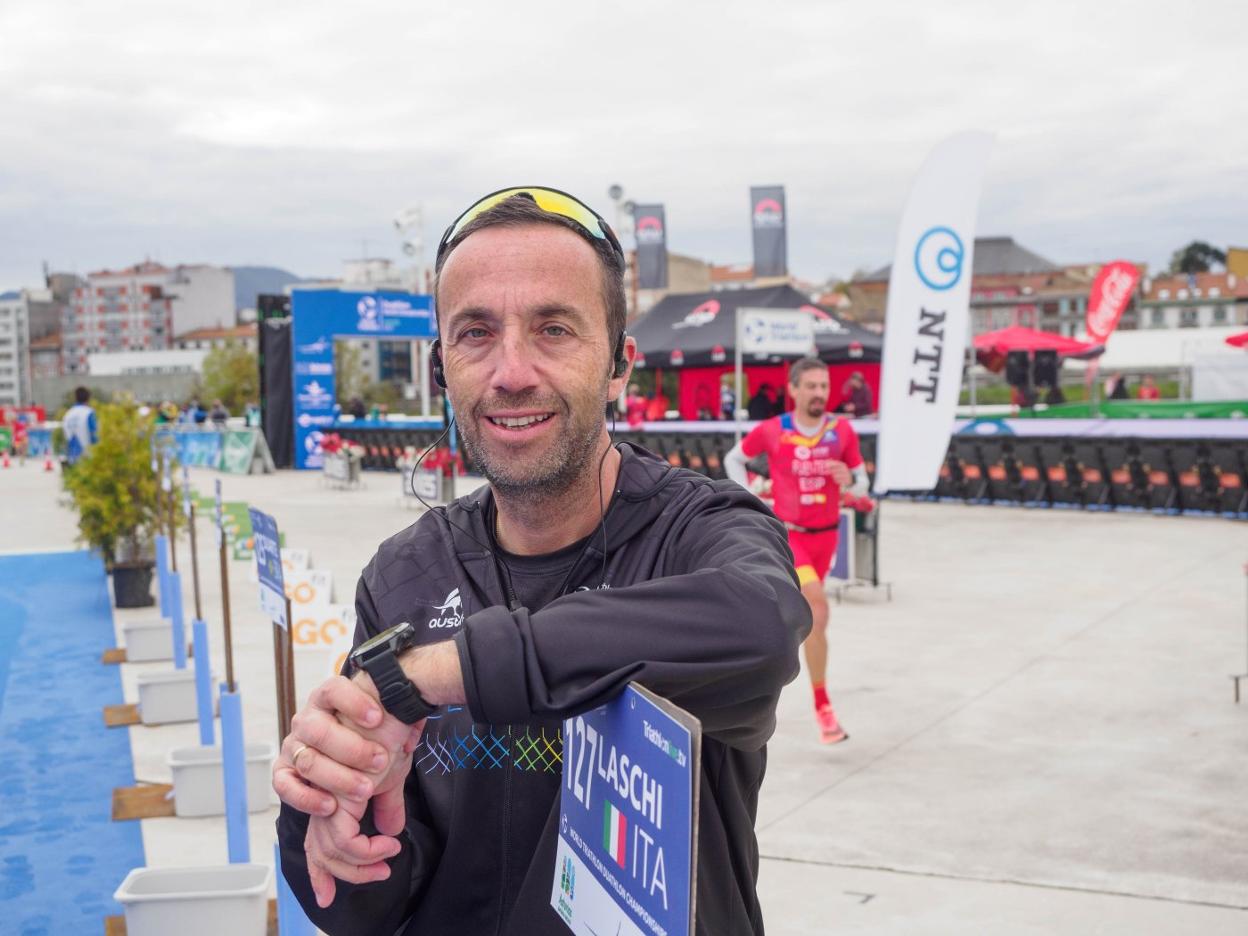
[{"xmin": 2, "ymin": 460, "xmax": 1244, "ymax": 933}]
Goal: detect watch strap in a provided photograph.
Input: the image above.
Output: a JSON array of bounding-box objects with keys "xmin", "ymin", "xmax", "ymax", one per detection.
[{"xmin": 360, "ymin": 651, "xmax": 437, "ymax": 724}]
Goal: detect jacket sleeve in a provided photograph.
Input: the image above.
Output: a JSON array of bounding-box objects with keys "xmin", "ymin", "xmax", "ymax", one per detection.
[
  {"xmin": 275, "ymin": 572, "xmax": 444, "ymax": 936},
  {"xmin": 454, "ymin": 482, "xmax": 811, "ymax": 751}
]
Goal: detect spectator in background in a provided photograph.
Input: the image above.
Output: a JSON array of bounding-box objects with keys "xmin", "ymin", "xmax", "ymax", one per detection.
[
  {"xmin": 349, "ymin": 396, "xmax": 367, "ymax": 420},
  {"xmin": 154, "ymin": 400, "xmax": 175, "ymax": 424},
  {"xmin": 12, "ymin": 414, "xmax": 29, "ymax": 464},
  {"xmin": 1138, "ymin": 375, "xmax": 1161, "ymax": 401},
  {"xmin": 721, "ymin": 383, "xmax": 736, "ymax": 420},
  {"xmin": 1106, "ymin": 372, "xmax": 1130, "ymax": 400},
  {"xmin": 245, "ymin": 401, "xmax": 262, "ymax": 427},
  {"xmin": 748, "ymin": 383, "xmax": 777, "ymax": 420},
  {"xmin": 183, "ymin": 398, "xmax": 207, "ymax": 424},
  {"xmin": 645, "ymin": 387, "xmax": 670, "ymax": 421},
  {"xmin": 624, "ymin": 384, "xmax": 647, "ymax": 427},
  {"xmin": 209, "ymin": 399, "xmax": 230, "ymax": 427},
  {"xmin": 63, "ymin": 386, "xmax": 98, "ymax": 467},
  {"xmin": 838, "ymin": 371, "xmax": 874, "ymax": 417}
]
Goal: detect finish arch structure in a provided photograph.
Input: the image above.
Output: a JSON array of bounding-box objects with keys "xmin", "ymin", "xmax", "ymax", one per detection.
[{"xmin": 289, "ymin": 288, "xmax": 436, "ymax": 469}]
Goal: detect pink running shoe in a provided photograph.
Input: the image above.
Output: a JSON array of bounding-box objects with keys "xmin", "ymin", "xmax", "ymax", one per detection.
[{"xmin": 816, "ymin": 705, "xmax": 848, "ymax": 744}]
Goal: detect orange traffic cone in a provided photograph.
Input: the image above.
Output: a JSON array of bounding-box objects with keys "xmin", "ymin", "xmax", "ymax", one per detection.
[{"xmin": 43, "ymin": 452, "xmax": 54, "ymax": 472}]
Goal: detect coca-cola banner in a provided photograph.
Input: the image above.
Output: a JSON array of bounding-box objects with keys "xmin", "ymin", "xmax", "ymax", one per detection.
[
  {"xmin": 1085, "ymin": 261, "xmax": 1140, "ymax": 344},
  {"xmin": 632, "ymin": 203, "xmax": 668, "ymax": 289},
  {"xmin": 750, "ymin": 185, "xmax": 787, "ymax": 277}
]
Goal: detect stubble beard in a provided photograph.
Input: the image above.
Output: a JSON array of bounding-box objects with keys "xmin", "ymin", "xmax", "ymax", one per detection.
[{"xmin": 457, "ymin": 385, "xmax": 609, "ymax": 507}]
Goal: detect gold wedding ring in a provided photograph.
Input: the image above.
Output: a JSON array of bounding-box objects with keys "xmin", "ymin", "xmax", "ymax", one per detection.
[{"xmin": 291, "ymin": 744, "xmax": 312, "ymax": 771}]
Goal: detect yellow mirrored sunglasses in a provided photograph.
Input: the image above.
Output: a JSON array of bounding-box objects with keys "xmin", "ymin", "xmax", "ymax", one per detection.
[{"xmin": 436, "ymin": 186, "xmax": 624, "ymax": 265}]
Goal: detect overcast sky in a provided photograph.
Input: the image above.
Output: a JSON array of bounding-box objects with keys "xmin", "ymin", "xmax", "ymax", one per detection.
[{"xmin": 2, "ymin": 0, "xmax": 1245, "ymax": 290}]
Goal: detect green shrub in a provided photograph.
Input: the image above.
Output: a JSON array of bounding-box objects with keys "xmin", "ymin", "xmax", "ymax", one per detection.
[{"xmin": 63, "ymin": 400, "xmax": 180, "ymax": 567}]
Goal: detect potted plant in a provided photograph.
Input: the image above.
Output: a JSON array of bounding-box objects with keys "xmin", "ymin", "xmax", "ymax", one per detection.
[
  {"xmin": 320, "ymin": 432, "xmax": 364, "ymax": 486},
  {"xmin": 63, "ymin": 399, "xmax": 175, "ymax": 607}
]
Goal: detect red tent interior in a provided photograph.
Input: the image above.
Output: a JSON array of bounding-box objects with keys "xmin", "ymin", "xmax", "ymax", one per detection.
[{"xmin": 675, "ymin": 362, "xmax": 881, "ymax": 420}]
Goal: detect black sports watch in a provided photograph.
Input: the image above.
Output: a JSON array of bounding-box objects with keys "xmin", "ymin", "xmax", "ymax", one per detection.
[{"xmin": 348, "ymin": 622, "xmax": 438, "ymax": 724}]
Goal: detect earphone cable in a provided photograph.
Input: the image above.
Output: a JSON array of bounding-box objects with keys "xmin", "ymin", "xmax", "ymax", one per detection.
[{"xmin": 406, "ymin": 419, "xmax": 521, "ymax": 610}]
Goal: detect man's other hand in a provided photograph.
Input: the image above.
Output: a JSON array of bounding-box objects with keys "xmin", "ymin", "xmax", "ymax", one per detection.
[
  {"xmin": 829, "ymin": 459, "xmax": 852, "ymax": 487},
  {"xmin": 272, "ymin": 675, "xmax": 423, "ymax": 907}
]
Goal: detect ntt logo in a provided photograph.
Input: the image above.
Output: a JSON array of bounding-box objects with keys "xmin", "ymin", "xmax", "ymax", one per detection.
[{"xmin": 914, "ymin": 226, "xmax": 965, "ymax": 291}]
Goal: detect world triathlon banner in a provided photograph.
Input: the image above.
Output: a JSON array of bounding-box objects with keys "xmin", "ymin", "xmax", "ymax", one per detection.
[
  {"xmin": 288, "ymin": 289, "xmax": 436, "ymax": 469},
  {"xmin": 749, "ymin": 185, "xmax": 787, "ymax": 277},
  {"xmin": 633, "ymin": 204, "xmax": 669, "ymax": 290},
  {"xmin": 874, "ymin": 132, "xmax": 993, "ymax": 493}
]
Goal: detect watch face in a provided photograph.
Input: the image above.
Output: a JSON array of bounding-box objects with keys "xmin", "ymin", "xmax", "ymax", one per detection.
[{"xmin": 351, "ymin": 621, "xmax": 414, "ymax": 663}]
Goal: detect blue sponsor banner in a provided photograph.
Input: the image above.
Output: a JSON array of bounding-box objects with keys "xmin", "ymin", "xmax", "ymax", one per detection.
[
  {"xmin": 248, "ymin": 508, "xmax": 286, "ymax": 628},
  {"xmin": 552, "ymin": 684, "xmax": 701, "ymax": 936},
  {"xmin": 290, "ymin": 289, "xmax": 435, "ymax": 469},
  {"xmin": 153, "ymin": 428, "xmax": 221, "ymax": 468},
  {"xmin": 26, "ymin": 428, "xmax": 52, "ymax": 456},
  {"xmin": 181, "ymin": 431, "xmax": 222, "ymax": 467}
]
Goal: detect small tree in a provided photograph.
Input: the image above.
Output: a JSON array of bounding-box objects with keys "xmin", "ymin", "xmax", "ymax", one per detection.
[
  {"xmin": 201, "ymin": 342, "xmax": 258, "ymax": 414},
  {"xmin": 1168, "ymin": 241, "xmax": 1226, "ymax": 275},
  {"xmin": 63, "ymin": 400, "xmax": 177, "ymax": 567},
  {"xmin": 335, "ymin": 340, "xmax": 369, "ymax": 405}
]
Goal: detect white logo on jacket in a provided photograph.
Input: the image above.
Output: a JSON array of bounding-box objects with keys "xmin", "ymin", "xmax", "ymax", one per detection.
[{"xmin": 428, "ymin": 588, "xmax": 463, "ymax": 629}]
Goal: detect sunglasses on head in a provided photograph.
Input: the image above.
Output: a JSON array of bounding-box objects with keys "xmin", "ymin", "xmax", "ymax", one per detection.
[{"xmin": 436, "ymin": 186, "xmax": 625, "ymax": 267}]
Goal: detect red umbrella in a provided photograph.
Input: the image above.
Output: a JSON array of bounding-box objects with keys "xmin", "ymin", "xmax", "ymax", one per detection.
[
  {"xmin": 972, "ymin": 326, "xmax": 1103, "ymax": 374},
  {"xmin": 973, "ymin": 325, "xmax": 1102, "ymax": 355},
  {"xmin": 1226, "ymin": 331, "xmax": 1248, "ymax": 348}
]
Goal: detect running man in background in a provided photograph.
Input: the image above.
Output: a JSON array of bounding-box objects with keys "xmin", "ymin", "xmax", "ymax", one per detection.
[
  {"xmin": 724, "ymin": 357, "xmax": 868, "ymax": 744},
  {"xmin": 62, "ymin": 386, "xmax": 98, "ymax": 467}
]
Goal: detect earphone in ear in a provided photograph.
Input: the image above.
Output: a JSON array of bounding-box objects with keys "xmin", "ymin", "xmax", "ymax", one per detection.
[
  {"xmin": 612, "ymin": 331, "xmax": 628, "ymax": 379},
  {"xmin": 431, "ymin": 340, "xmax": 446, "ymax": 389}
]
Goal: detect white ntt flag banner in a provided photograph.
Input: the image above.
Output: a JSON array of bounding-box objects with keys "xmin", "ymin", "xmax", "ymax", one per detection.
[{"xmin": 874, "ymin": 131, "xmax": 994, "ymax": 493}]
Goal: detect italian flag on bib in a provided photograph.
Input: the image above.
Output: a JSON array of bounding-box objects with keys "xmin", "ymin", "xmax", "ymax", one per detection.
[{"xmin": 602, "ymin": 801, "xmax": 627, "ymax": 868}]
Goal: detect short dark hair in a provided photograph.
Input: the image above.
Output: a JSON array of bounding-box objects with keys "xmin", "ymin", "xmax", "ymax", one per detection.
[
  {"xmin": 74, "ymin": 386, "xmax": 90, "ymax": 404},
  {"xmin": 788, "ymin": 357, "xmax": 827, "ymax": 387},
  {"xmin": 433, "ymin": 194, "xmax": 627, "ymax": 354}
]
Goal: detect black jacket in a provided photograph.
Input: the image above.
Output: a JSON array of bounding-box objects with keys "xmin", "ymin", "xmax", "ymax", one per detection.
[{"xmin": 278, "ymin": 443, "xmax": 810, "ymax": 935}]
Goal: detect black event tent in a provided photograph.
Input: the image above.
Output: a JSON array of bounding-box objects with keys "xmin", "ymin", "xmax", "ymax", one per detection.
[{"xmin": 628, "ymin": 284, "xmax": 881, "ymax": 370}]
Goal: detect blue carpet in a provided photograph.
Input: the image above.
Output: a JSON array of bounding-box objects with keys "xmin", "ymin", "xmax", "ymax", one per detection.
[{"xmin": 0, "ymin": 551, "xmax": 145, "ymax": 935}]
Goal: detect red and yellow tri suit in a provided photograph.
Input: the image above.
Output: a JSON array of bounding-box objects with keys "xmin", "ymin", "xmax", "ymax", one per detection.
[{"xmin": 741, "ymin": 412, "xmax": 864, "ymax": 586}]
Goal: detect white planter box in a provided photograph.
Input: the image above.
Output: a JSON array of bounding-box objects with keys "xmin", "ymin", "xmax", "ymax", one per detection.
[
  {"xmin": 136, "ymin": 668, "xmax": 216, "ymax": 725},
  {"xmin": 123, "ymin": 620, "xmax": 173, "ymax": 663},
  {"xmin": 114, "ymin": 864, "xmax": 272, "ymax": 936},
  {"xmin": 168, "ymin": 743, "xmax": 276, "ymax": 817}
]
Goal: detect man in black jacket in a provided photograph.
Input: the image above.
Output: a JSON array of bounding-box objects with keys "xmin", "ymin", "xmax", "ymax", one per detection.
[{"xmin": 273, "ymin": 187, "xmax": 810, "ymax": 935}]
